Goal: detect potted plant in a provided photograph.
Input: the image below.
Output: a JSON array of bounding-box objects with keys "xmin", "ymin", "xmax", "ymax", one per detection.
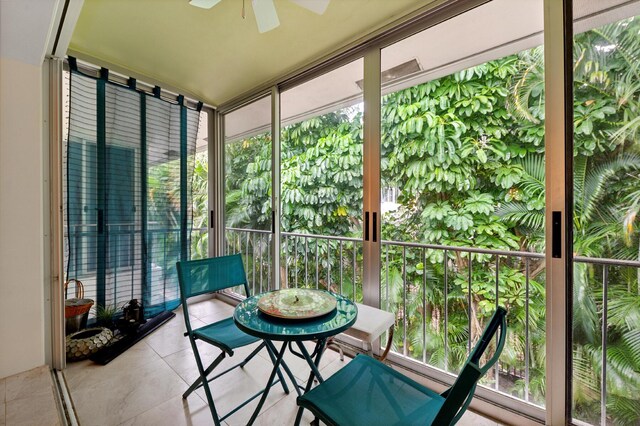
[{"xmin": 94, "ymin": 304, "xmax": 118, "ymax": 331}]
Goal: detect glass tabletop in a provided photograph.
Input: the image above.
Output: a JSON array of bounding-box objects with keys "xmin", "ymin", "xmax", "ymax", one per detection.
[{"xmin": 233, "ymin": 290, "xmax": 358, "ymax": 341}]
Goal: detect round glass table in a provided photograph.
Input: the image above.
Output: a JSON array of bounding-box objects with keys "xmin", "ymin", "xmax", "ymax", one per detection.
[{"xmin": 233, "ymin": 290, "xmax": 357, "ymax": 424}]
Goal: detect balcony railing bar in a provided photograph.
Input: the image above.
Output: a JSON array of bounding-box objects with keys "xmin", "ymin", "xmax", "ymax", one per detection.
[
  {"xmin": 525, "ymin": 257, "xmax": 530, "ymax": 403},
  {"xmin": 294, "ymin": 236, "xmax": 298, "ymax": 288},
  {"xmin": 385, "ymin": 244, "xmax": 390, "ymax": 311},
  {"xmin": 601, "ymin": 265, "xmax": 608, "ymax": 426},
  {"xmin": 422, "ymin": 248, "xmax": 427, "ymax": 364},
  {"xmin": 245, "ymin": 232, "xmax": 250, "ymax": 290},
  {"xmin": 444, "ymin": 248, "xmax": 449, "ymax": 372},
  {"xmin": 258, "ymin": 233, "xmax": 262, "ymax": 292},
  {"xmin": 327, "ymin": 240, "xmax": 331, "ymax": 290},
  {"xmin": 468, "ymin": 253, "xmax": 472, "ymax": 355},
  {"xmin": 252, "ymin": 233, "xmax": 256, "ymax": 294},
  {"xmin": 495, "ymin": 255, "xmax": 500, "ymax": 391},
  {"xmin": 403, "ymin": 245, "xmax": 407, "ymax": 357},
  {"xmin": 574, "ymin": 255, "xmax": 640, "ymax": 267},
  {"xmin": 226, "ymin": 227, "xmax": 271, "ymax": 235},
  {"xmin": 315, "ymin": 241, "xmax": 319, "ymax": 290},
  {"xmin": 305, "ymin": 237, "xmax": 309, "ymax": 288},
  {"xmin": 352, "ymin": 243, "xmax": 357, "ymax": 301},
  {"xmin": 339, "ymin": 240, "xmax": 343, "ymax": 295},
  {"xmin": 381, "ymin": 239, "xmax": 545, "ymax": 259}
]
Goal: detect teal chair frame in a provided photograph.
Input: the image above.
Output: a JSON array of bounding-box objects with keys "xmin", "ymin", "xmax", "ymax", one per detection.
[
  {"xmin": 296, "ymin": 307, "xmax": 507, "ymax": 426},
  {"xmin": 177, "ymin": 254, "xmax": 289, "ymax": 425}
]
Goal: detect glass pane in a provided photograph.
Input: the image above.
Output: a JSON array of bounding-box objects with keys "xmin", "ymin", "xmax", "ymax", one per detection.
[
  {"xmin": 224, "ymin": 96, "xmax": 273, "ymax": 295},
  {"xmin": 381, "ymin": 0, "xmax": 545, "ymax": 406},
  {"xmin": 191, "ymin": 111, "xmax": 209, "ymax": 260},
  {"xmin": 280, "ymin": 58, "xmax": 364, "ymax": 300},
  {"xmin": 572, "ymin": 1, "xmax": 640, "ymax": 424}
]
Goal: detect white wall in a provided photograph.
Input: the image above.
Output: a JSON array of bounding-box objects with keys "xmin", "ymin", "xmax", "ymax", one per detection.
[
  {"xmin": 0, "ymin": 56, "xmax": 46, "ymax": 378},
  {"xmin": 0, "ymin": 0, "xmax": 60, "ymax": 379}
]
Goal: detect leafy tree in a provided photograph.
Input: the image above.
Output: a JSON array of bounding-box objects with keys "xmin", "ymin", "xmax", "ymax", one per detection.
[{"xmin": 190, "ymin": 15, "xmax": 640, "ymax": 425}]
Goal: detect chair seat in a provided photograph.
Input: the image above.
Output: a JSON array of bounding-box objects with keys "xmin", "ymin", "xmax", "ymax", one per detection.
[
  {"xmin": 298, "ymin": 355, "xmax": 445, "ymax": 426},
  {"xmin": 193, "ymin": 317, "xmax": 259, "ymax": 354}
]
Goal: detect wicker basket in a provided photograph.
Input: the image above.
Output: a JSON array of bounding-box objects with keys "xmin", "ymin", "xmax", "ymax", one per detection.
[{"xmin": 64, "ymin": 279, "xmax": 94, "ymax": 319}]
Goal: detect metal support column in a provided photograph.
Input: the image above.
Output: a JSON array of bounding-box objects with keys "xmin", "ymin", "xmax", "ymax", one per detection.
[
  {"xmin": 271, "ymin": 87, "xmax": 282, "ymax": 290},
  {"xmin": 544, "ymin": 0, "xmax": 573, "ymax": 423}
]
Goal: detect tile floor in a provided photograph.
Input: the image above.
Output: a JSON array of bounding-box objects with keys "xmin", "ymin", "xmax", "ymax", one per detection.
[
  {"xmin": 64, "ymin": 298, "xmax": 503, "ymax": 426},
  {"xmin": 1, "ymin": 365, "xmax": 61, "ymax": 425}
]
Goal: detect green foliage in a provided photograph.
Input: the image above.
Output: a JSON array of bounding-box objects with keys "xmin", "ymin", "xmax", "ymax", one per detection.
[{"xmin": 189, "ymin": 15, "xmax": 640, "ymax": 424}]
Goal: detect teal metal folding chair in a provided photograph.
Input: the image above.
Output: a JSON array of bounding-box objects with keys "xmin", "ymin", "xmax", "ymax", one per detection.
[
  {"xmin": 177, "ymin": 254, "xmax": 289, "ymax": 426},
  {"xmin": 296, "ymin": 306, "xmax": 507, "ymax": 426}
]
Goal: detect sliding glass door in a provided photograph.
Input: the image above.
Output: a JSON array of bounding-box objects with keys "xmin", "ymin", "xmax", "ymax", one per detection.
[
  {"xmin": 223, "ymin": 96, "xmax": 273, "ymax": 294},
  {"xmin": 279, "ymin": 59, "xmax": 364, "ymax": 299},
  {"xmin": 378, "ymin": 0, "xmax": 546, "ymax": 409},
  {"xmin": 571, "ymin": 1, "xmax": 640, "ymax": 424}
]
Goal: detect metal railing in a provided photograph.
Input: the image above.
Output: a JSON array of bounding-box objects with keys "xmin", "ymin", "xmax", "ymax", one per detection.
[
  {"xmin": 224, "ymin": 227, "xmax": 640, "ymax": 418},
  {"xmin": 65, "ymin": 223, "xmax": 637, "ymax": 421}
]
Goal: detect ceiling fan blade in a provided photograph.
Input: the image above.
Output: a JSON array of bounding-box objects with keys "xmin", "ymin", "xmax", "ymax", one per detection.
[
  {"xmin": 289, "ymin": 0, "xmax": 330, "ymax": 15},
  {"xmin": 189, "ymin": 0, "xmax": 222, "ymax": 9},
  {"xmin": 252, "ymin": 0, "xmax": 280, "ymax": 33}
]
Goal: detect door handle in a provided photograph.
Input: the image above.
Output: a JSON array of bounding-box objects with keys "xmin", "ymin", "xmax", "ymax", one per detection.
[
  {"xmin": 552, "ymin": 211, "xmax": 561, "ymax": 258},
  {"xmin": 364, "ymin": 211, "xmax": 370, "ymax": 241},
  {"xmin": 373, "ymin": 212, "xmax": 377, "ymax": 242}
]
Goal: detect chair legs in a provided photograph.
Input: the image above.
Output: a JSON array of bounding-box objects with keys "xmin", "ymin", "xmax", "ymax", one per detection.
[
  {"xmin": 184, "ymin": 339, "xmax": 291, "ymax": 424},
  {"xmin": 188, "ymin": 340, "xmax": 225, "ymax": 426},
  {"xmin": 183, "ymin": 351, "xmax": 226, "ymax": 399}
]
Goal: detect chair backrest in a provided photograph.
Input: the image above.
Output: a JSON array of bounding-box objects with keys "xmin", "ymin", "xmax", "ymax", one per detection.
[
  {"xmin": 176, "ymin": 253, "xmax": 250, "ymax": 301},
  {"xmin": 432, "ymin": 306, "xmax": 507, "ymax": 425}
]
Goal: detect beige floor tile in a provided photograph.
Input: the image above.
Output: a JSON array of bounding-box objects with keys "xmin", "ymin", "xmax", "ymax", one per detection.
[
  {"xmin": 5, "ymin": 391, "xmax": 59, "ymax": 426},
  {"xmin": 64, "ymin": 341, "xmax": 161, "ymax": 389},
  {"xmin": 0, "ymin": 402, "xmax": 5, "ymax": 426},
  {"xmin": 194, "ymin": 356, "xmax": 288, "ymax": 426},
  {"xmin": 164, "ymin": 342, "xmax": 263, "ymax": 387},
  {"xmin": 5, "ymin": 365, "xmax": 53, "ymax": 402},
  {"xmin": 69, "ymin": 356, "xmax": 187, "ymax": 426},
  {"xmin": 145, "ymin": 318, "xmax": 207, "ymax": 358},
  {"xmin": 317, "ymin": 355, "xmax": 350, "ymax": 380},
  {"xmin": 187, "ymin": 300, "xmax": 233, "ymax": 320},
  {"xmin": 119, "ymin": 394, "xmax": 214, "ymax": 426},
  {"xmin": 197, "ymin": 308, "xmax": 236, "ymax": 326},
  {"xmin": 253, "ymin": 392, "xmax": 315, "ymax": 426},
  {"xmin": 161, "ymin": 313, "xmax": 199, "ymax": 332}
]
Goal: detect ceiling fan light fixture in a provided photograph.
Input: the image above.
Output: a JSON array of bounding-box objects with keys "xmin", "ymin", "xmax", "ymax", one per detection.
[
  {"xmin": 188, "ymin": 0, "xmax": 222, "ymax": 9},
  {"xmin": 252, "ymin": 0, "xmax": 280, "ymax": 33}
]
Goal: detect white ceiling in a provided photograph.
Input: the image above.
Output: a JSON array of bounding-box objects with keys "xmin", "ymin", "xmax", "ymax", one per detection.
[{"xmin": 68, "ymin": 0, "xmax": 437, "ymax": 107}]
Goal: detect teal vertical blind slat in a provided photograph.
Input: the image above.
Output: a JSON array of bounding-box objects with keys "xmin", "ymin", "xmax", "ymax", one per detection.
[{"xmin": 65, "ymin": 71, "xmax": 200, "ymax": 318}]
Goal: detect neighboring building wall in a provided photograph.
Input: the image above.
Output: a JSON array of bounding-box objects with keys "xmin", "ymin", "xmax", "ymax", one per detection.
[{"xmin": 0, "ymin": 56, "xmax": 46, "ymax": 378}]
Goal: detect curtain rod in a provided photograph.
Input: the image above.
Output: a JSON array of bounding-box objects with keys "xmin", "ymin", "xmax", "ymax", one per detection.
[{"xmin": 66, "ymin": 56, "xmax": 212, "ymax": 112}]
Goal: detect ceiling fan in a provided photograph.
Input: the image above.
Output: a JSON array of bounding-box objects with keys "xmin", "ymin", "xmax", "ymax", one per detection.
[{"xmin": 189, "ymin": 0, "xmax": 330, "ymax": 33}]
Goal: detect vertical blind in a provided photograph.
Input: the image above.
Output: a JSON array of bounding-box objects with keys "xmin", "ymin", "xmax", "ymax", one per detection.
[{"xmin": 65, "ymin": 64, "xmax": 200, "ymax": 317}]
